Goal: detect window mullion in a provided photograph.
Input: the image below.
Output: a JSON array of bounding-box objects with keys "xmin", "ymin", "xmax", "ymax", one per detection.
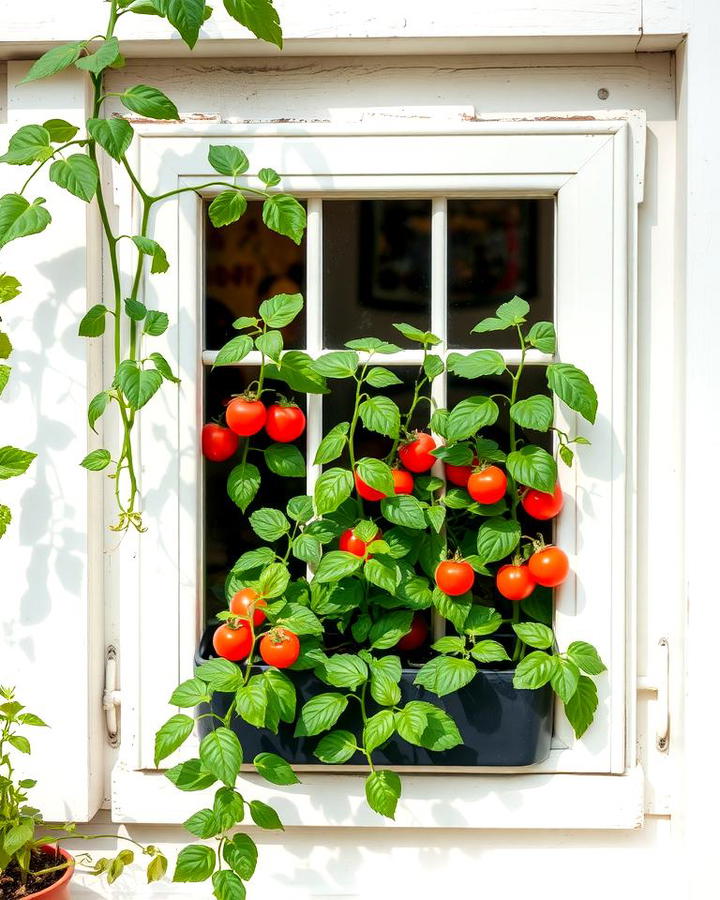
[{"xmin": 305, "ymin": 198, "xmax": 324, "ymax": 498}]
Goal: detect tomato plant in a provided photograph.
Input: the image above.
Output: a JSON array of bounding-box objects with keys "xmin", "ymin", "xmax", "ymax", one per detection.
[
  {"xmin": 467, "ymin": 465, "xmax": 507, "ymax": 504},
  {"xmin": 497, "ymin": 564, "xmax": 536, "ymax": 601},
  {"xmin": 528, "ymin": 545, "xmax": 570, "ymax": 587},
  {"xmin": 339, "ymin": 526, "xmax": 381, "ymax": 558},
  {"xmin": 213, "ymin": 623, "xmax": 253, "ymax": 661},
  {"xmin": 202, "ymin": 423, "xmax": 239, "ymax": 462},
  {"xmin": 399, "ymin": 432, "xmax": 436, "ymax": 473},
  {"xmin": 230, "ymin": 588, "xmax": 268, "ymax": 626},
  {"xmin": 259, "ymin": 628, "xmax": 301, "ymax": 668},
  {"xmin": 226, "ymin": 398, "xmax": 267, "ymax": 437},
  {"xmin": 396, "ymin": 614, "xmax": 429, "ymax": 651},
  {"xmin": 265, "ymin": 402, "xmax": 306, "ymax": 443},
  {"xmin": 521, "ymin": 483, "xmax": 564, "ymax": 519},
  {"xmin": 435, "ymin": 559, "xmax": 475, "ymax": 596}
]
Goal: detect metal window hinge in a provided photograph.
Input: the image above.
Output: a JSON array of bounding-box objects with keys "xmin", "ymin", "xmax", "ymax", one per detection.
[
  {"xmin": 637, "ymin": 637, "xmax": 670, "ymax": 753},
  {"xmin": 103, "ymin": 645, "xmax": 121, "ymax": 748}
]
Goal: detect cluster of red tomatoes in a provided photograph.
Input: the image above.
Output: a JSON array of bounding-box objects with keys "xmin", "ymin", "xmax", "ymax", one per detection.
[
  {"xmin": 213, "ymin": 587, "xmax": 300, "ymax": 668},
  {"xmin": 202, "ymin": 397, "xmax": 306, "ymax": 462}
]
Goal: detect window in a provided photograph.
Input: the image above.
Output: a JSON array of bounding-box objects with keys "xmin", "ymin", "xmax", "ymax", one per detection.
[{"xmin": 112, "ymin": 119, "xmax": 641, "ymax": 826}]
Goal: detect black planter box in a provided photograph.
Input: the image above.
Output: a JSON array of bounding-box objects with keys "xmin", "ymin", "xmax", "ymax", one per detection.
[{"xmin": 195, "ymin": 627, "xmax": 553, "ymax": 768}]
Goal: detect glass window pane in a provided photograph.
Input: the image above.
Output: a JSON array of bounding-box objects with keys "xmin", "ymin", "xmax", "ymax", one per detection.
[
  {"xmin": 205, "ymin": 200, "xmax": 306, "ymax": 350},
  {"xmin": 447, "ymin": 199, "xmax": 554, "ymax": 349},
  {"xmin": 203, "ymin": 366, "xmax": 307, "ymax": 623},
  {"xmin": 323, "ymin": 200, "xmax": 431, "ymax": 348}
]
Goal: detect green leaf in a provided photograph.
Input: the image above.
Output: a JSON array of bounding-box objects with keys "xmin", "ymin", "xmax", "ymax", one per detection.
[
  {"xmin": 209, "ymin": 190, "xmax": 248, "ymax": 227},
  {"xmin": 264, "ymin": 443, "xmax": 305, "ymax": 478},
  {"xmin": 214, "ymin": 336, "xmax": 254, "ymax": 370},
  {"xmin": 368, "ymin": 655, "xmax": 402, "ymax": 706},
  {"xmin": 551, "ymin": 657, "xmax": 580, "ymax": 703},
  {"xmin": 566, "ymin": 641, "xmax": 606, "ymax": 675},
  {"xmin": 393, "ymin": 322, "xmax": 441, "ymax": 346},
  {"xmin": 286, "ymin": 495, "xmax": 314, "ymax": 523},
  {"xmin": 513, "ymin": 651, "xmax": 559, "ymax": 690},
  {"xmin": 512, "ymin": 622, "xmax": 554, "ymax": 650},
  {"xmin": 227, "ymin": 462, "xmax": 261, "ymax": 511},
  {"xmin": 563, "ymin": 674, "xmax": 599, "ymax": 738},
  {"xmin": 475, "ymin": 517, "xmax": 521, "ymax": 564},
  {"xmin": 470, "ymin": 640, "xmax": 510, "ymax": 663},
  {"xmin": 258, "ymin": 167, "xmax": 281, "ymax": 186},
  {"xmin": 254, "ymin": 752, "xmax": 299, "ymax": 785},
  {"xmin": 521, "ymin": 588, "xmax": 553, "ymax": 626},
  {"xmin": 223, "ymin": 832, "xmax": 258, "ymax": 880},
  {"xmin": 173, "ymin": 844, "xmax": 216, "ymax": 882},
  {"xmin": 170, "ymin": 677, "xmax": 210, "ymax": 707},
  {"xmin": 231, "ymin": 546, "xmax": 275, "ymax": 575},
  {"xmin": 432, "ymin": 636, "xmax": 466, "ymax": 654},
  {"xmin": 314, "ymin": 467, "xmax": 353, "ymax": 516},
  {"xmin": 264, "ymin": 669, "xmax": 297, "ymax": 722},
  {"xmin": 314, "ymin": 729, "xmax": 356, "ymax": 764},
  {"xmin": 255, "ymin": 329, "xmax": 283, "ymax": 361},
  {"xmin": 150, "ymin": 352, "xmax": 180, "ymax": 383},
  {"xmin": 80, "ymin": 448, "xmax": 111, "ymax": 471},
  {"xmin": 235, "ymin": 678, "xmax": 270, "ymax": 728},
  {"xmin": 0, "ymin": 504, "xmax": 11, "ymax": 538},
  {"xmin": 21, "ymin": 43, "xmax": 84, "ymax": 84},
  {"xmin": 395, "ymin": 701, "xmax": 462, "ymax": 751},
  {"xmin": 364, "ymin": 556, "xmax": 402, "ymax": 593},
  {"xmin": 8, "ymin": 734, "xmax": 30, "ymax": 754},
  {"xmin": 0, "ymin": 274, "xmax": 21, "ymax": 303},
  {"xmin": 183, "ymin": 808, "xmax": 219, "ymax": 839},
  {"xmin": 315, "ymin": 550, "xmax": 363, "ymax": 583},
  {"xmin": 262, "ymin": 194, "xmax": 306, "ymax": 245},
  {"xmin": 295, "ymin": 692, "xmax": 348, "ymax": 737},
  {"xmin": 321, "ymin": 654, "xmax": 368, "ymax": 690},
  {"xmin": 124, "ymin": 297, "xmax": 147, "ymax": 321},
  {"xmin": 87, "ymin": 117, "xmax": 134, "ymax": 162},
  {"xmin": 163, "ymin": 0, "xmax": 207, "ymax": 49},
  {"xmin": 75, "ymin": 37, "xmax": 121, "ymax": 74},
  {"xmin": 510, "ymin": 395, "xmax": 554, "ymax": 432},
  {"xmin": 165, "ymin": 758, "xmax": 216, "ymax": 791},
  {"xmin": 258, "ymin": 292, "xmax": 303, "ymax": 328},
  {"xmin": 249, "ymin": 507, "xmax": 289, "ymax": 541},
  {"xmin": 359, "ymin": 395, "xmax": 400, "ymax": 438},
  {"xmin": 463, "ymin": 605, "xmax": 502, "ymax": 636},
  {"xmin": 249, "ymin": 799, "xmax": 284, "ymax": 830},
  {"xmin": 120, "ymin": 84, "xmax": 179, "ymax": 120},
  {"xmin": 356, "ymin": 457, "xmax": 394, "ymax": 496},
  {"xmin": 366, "ymin": 366, "xmax": 403, "ymax": 388},
  {"xmin": 132, "ymin": 235, "xmax": 170, "ymax": 274},
  {"xmin": 365, "ymin": 770, "xmax": 401, "ymax": 819},
  {"xmin": 0, "ymin": 125, "xmax": 52, "ymax": 166},
  {"xmin": 292, "ymin": 534, "xmax": 322, "ymax": 567},
  {"xmin": 265, "ymin": 350, "xmax": 328, "ymax": 394},
  {"xmin": 0, "ymin": 333, "xmax": 11, "ymax": 360},
  {"xmin": 199, "ymin": 727, "xmax": 243, "ymax": 786},
  {"xmin": 314, "ymin": 421, "xmax": 349, "ymax": 465},
  {"xmin": 0, "ymin": 195, "xmax": 51, "ymax": 249},
  {"xmin": 78, "ymin": 304, "xmax": 109, "ymax": 337},
  {"xmin": 432, "ymin": 588, "xmax": 472, "ymax": 630},
  {"xmin": 527, "ymin": 321, "xmax": 556, "ymax": 354},
  {"xmin": 154, "ymin": 713, "xmax": 194, "ymax": 766},
  {"xmin": 223, "ymin": 0, "xmax": 283, "ymax": 48},
  {"xmin": 506, "ymin": 445, "xmax": 557, "ymax": 493},
  {"xmin": 274, "ymin": 602, "xmax": 323, "ymax": 637},
  {"xmin": 380, "ymin": 495, "xmax": 426, "ymax": 530},
  {"xmin": 345, "ymin": 337, "xmax": 401, "ymax": 354},
  {"xmin": 495, "ymin": 295, "xmax": 530, "ymax": 325},
  {"xmin": 214, "ymin": 786, "xmax": 245, "ymax": 830},
  {"xmin": 212, "ymin": 871, "xmax": 246, "ymax": 900},
  {"xmin": 196, "ymin": 658, "xmax": 244, "ymax": 692},
  {"xmin": 369, "ymin": 609, "xmax": 413, "ymax": 650},
  {"xmin": 363, "ymin": 709, "xmax": 395, "ymax": 754},
  {"xmin": 145, "ymin": 311, "xmax": 169, "ymax": 336},
  {"xmin": 0, "ymin": 446, "xmax": 36, "ymax": 480},
  {"xmin": 413, "ymin": 656, "xmax": 476, "ymax": 697},
  {"xmin": 559, "ymin": 444, "xmax": 574, "ymax": 467},
  {"xmin": 446, "ymin": 350, "xmax": 506, "ymax": 379},
  {"xmin": 0, "ymin": 365, "xmax": 9, "ymax": 399},
  {"xmin": 43, "ymin": 119, "xmax": 79, "ymax": 143},
  {"xmin": 446, "ymin": 396, "xmax": 499, "ymax": 441},
  {"xmin": 425, "ymin": 505, "xmax": 445, "ymax": 534},
  {"xmin": 4, "ymin": 822, "xmax": 33, "ymax": 855},
  {"xmin": 424, "ymin": 354, "xmax": 445, "ymax": 381},
  {"xmin": 257, "ymin": 562, "xmax": 290, "ymax": 598},
  {"xmin": 546, "ymin": 363, "xmax": 598, "ymax": 424},
  {"xmin": 313, "ymin": 350, "xmax": 358, "ymax": 379},
  {"xmin": 115, "ymin": 359, "xmax": 163, "ymax": 410}
]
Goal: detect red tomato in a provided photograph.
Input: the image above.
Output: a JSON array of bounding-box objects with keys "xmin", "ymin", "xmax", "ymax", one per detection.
[
  {"xmin": 521, "ymin": 483, "xmax": 564, "ymax": 520},
  {"xmin": 396, "ymin": 614, "xmax": 429, "ymax": 651},
  {"xmin": 213, "ymin": 623, "xmax": 252, "ymax": 661},
  {"xmin": 528, "ymin": 546, "xmax": 569, "ymax": 587},
  {"xmin": 392, "ymin": 468, "xmax": 414, "ymax": 495},
  {"xmin": 496, "ymin": 565, "xmax": 536, "ymax": 601},
  {"xmin": 265, "ymin": 403, "xmax": 306, "ymax": 443},
  {"xmin": 229, "ymin": 587, "xmax": 267, "ymax": 626},
  {"xmin": 435, "ymin": 560, "xmax": 475, "ymax": 596},
  {"xmin": 259, "ymin": 628, "xmax": 300, "ymax": 668},
  {"xmin": 339, "ymin": 526, "xmax": 381, "ymax": 558},
  {"xmin": 201, "ymin": 423, "xmax": 239, "ymax": 462},
  {"xmin": 399, "ymin": 432, "xmax": 437, "ymax": 473},
  {"xmin": 444, "ymin": 458, "xmax": 477, "ymax": 487},
  {"xmin": 225, "ymin": 398, "xmax": 267, "ymax": 437},
  {"xmin": 354, "ymin": 471, "xmax": 386, "ymax": 502},
  {"xmin": 467, "ymin": 466, "xmax": 507, "ymax": 504}
]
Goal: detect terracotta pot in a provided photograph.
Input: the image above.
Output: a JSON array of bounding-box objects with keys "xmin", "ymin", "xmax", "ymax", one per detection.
[{"xmin": 26, "ymin": 846, "xmax": 74, "ymax": 900}]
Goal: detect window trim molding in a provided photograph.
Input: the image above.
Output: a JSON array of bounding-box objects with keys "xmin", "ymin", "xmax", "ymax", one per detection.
[{"xmin": 111, "ymin": 116, "xmax": 642, "ymax": 824}]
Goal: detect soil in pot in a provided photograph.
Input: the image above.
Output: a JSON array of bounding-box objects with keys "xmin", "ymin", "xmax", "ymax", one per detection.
[{"xmin": 0, "ymin": 846, "xmax": 73, "ymax": 900}]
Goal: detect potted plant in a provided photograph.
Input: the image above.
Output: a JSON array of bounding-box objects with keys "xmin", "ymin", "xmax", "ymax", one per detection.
[
  {"xmin": 157, "ymin": 293, "xmax": 606, "ymax": 895},
  {"xmin": 0, "ymin": 687, "xmax": 168, "ymax": 899}
]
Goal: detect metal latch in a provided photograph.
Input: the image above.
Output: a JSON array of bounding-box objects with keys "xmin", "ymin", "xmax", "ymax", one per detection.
[
  {"xmin": 637, "ymin": 637, "xmax": 670, "ymax": 753},
  {"xmin": 103, "ymin": 644, "xmax": 121, "ymax": 748}
]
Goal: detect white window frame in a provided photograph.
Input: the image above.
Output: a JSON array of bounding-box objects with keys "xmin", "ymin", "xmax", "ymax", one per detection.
[{"xmin": 111, "ymin": 118, "xmax": 642, "ymax": 828}]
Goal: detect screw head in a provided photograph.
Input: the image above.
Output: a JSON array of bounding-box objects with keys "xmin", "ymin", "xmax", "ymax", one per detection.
[{"xmin": 597, "ymin": 88, "xmax": 610, "ymax": 100}]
